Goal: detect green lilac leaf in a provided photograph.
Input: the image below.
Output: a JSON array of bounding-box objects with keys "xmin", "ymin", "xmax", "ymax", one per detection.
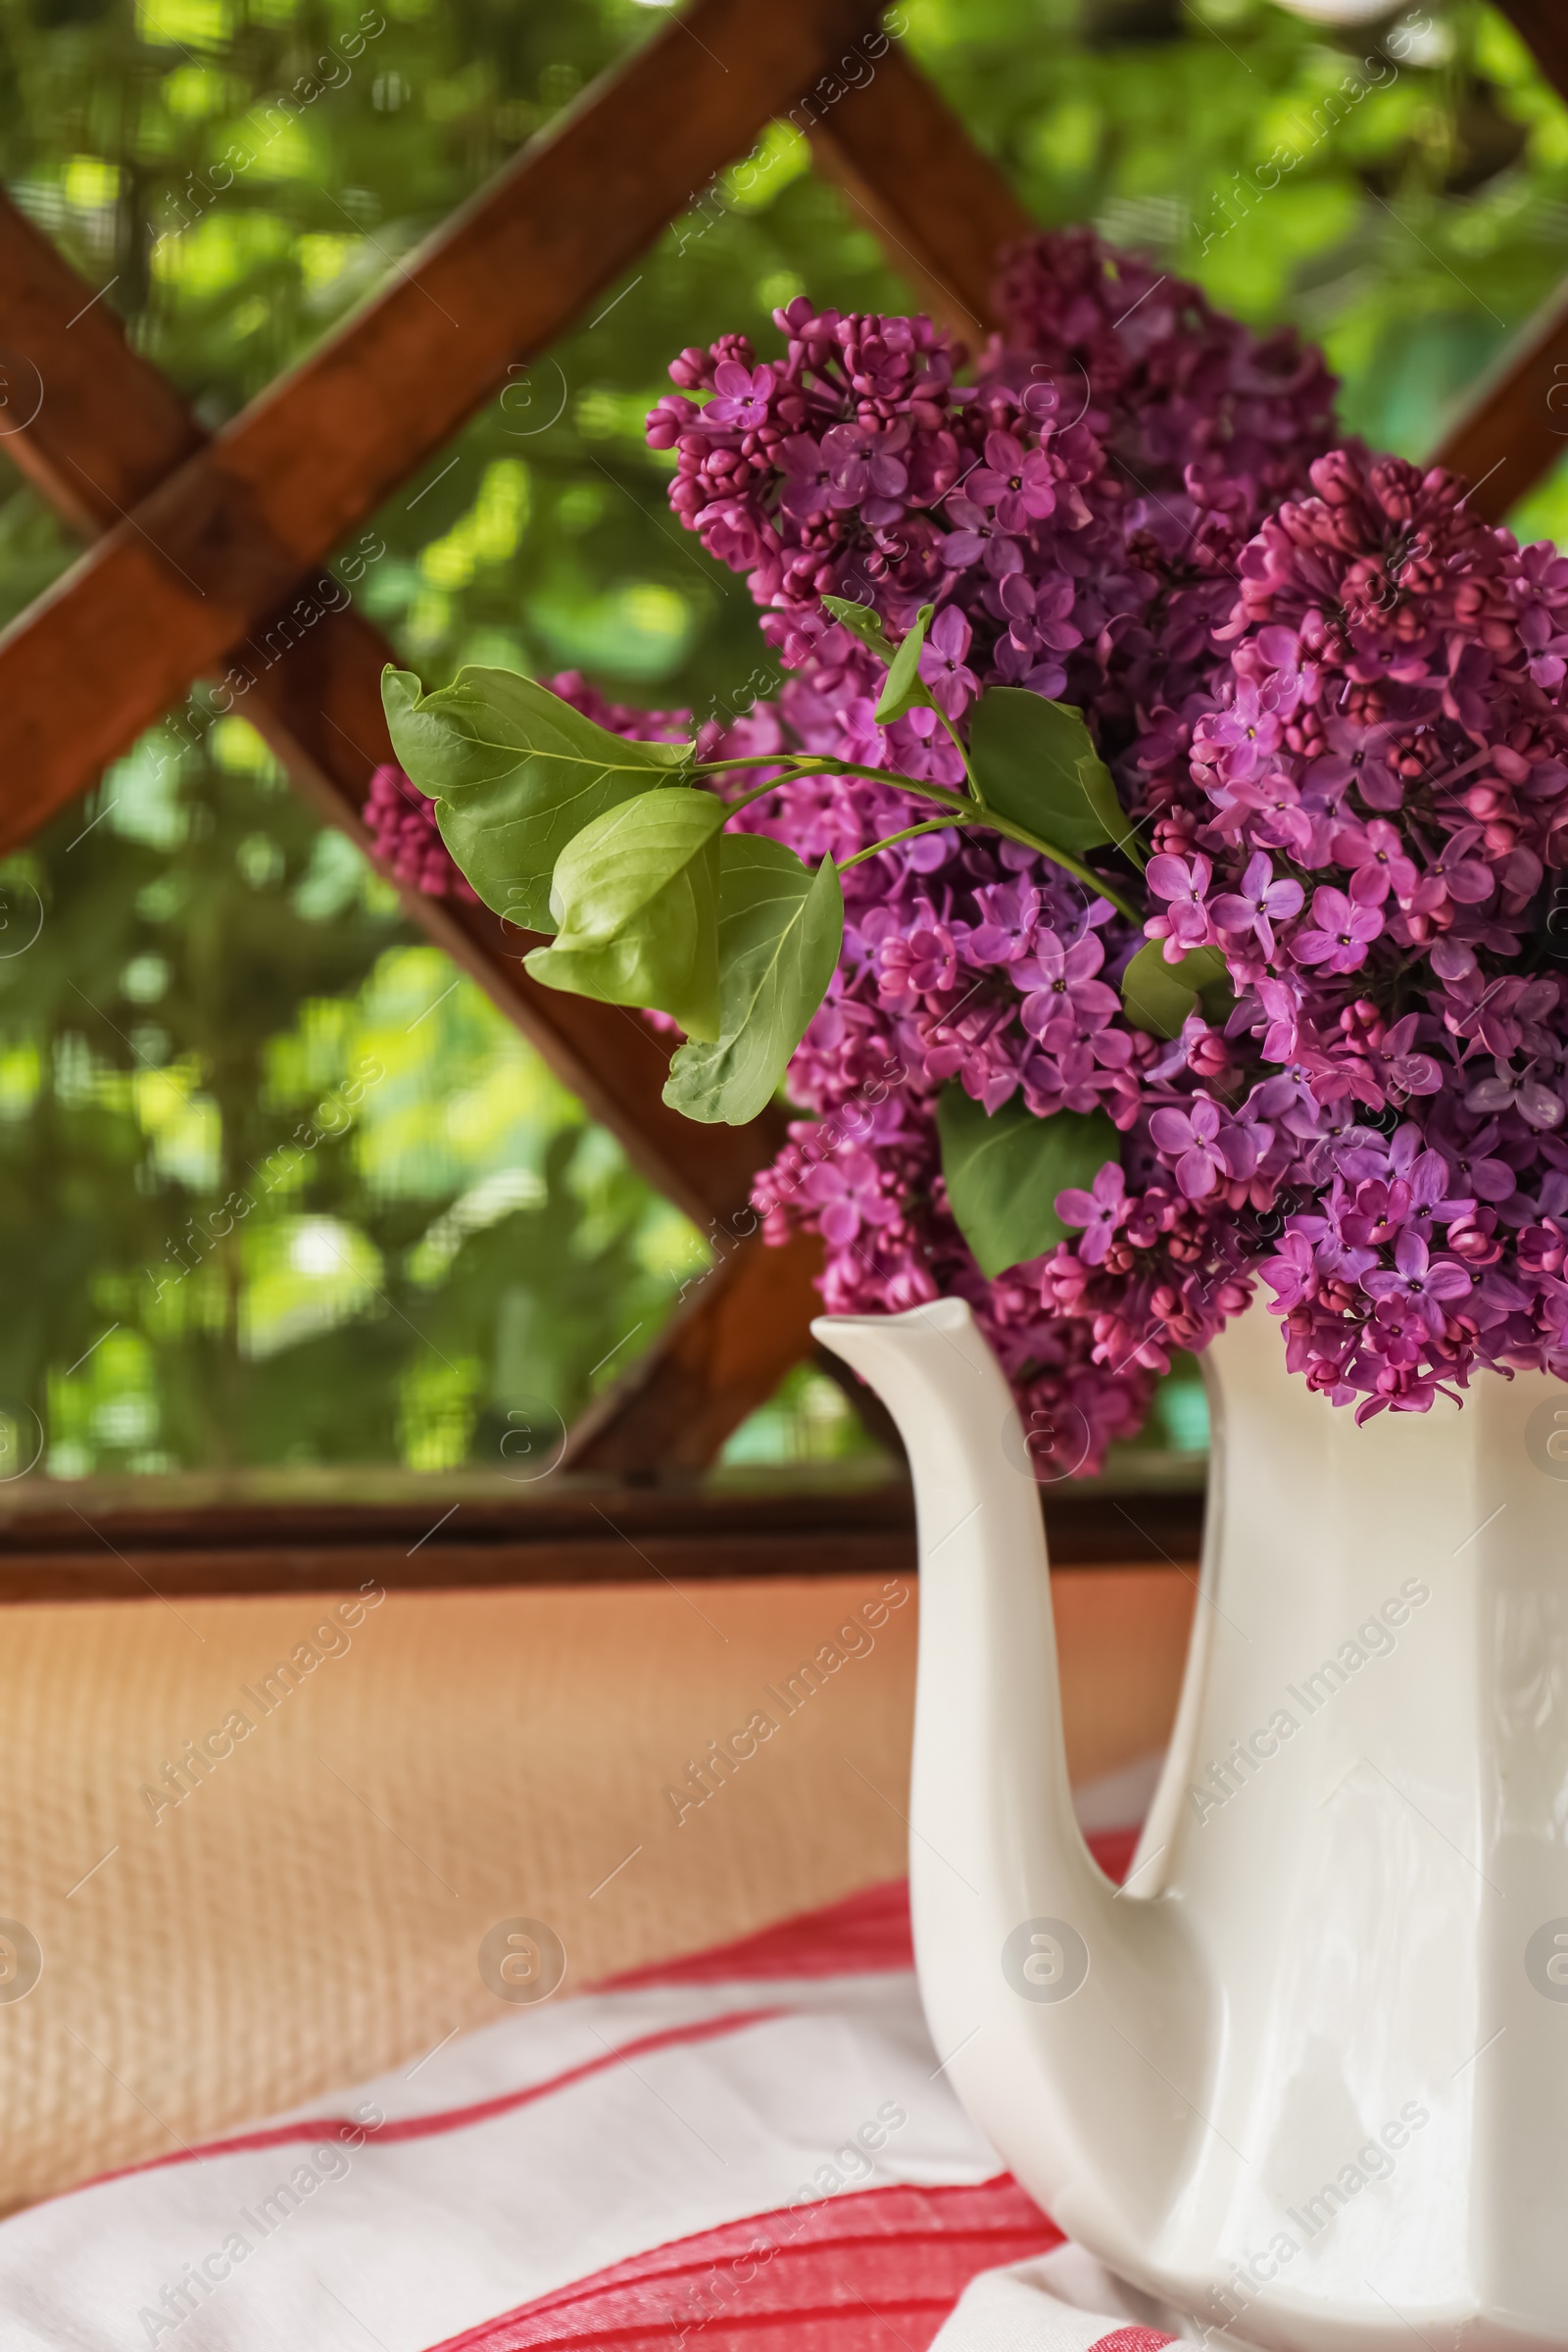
[
  {"xmin": 663, "ymin": 837, "xmax": 844, "ymax": 1125},
  {"xmin": 381, "ymin": 664, "xmax": 692, "ymax": 935},
  {"xmin": 936, "ymin": 1088, "xmax": 1122, "ymax": 1279},
  {"xmin": 1120, "ymin": 939, "xmax": 1235, "ymax": 1040},
  {"xmin": 524, "ymin": 788, "xmax": 725, "ymax": 1039},
  {"xmin": 966, "ymin": 687, "xmax": 1141, "ymax": 862},
  {"xmin": 873, "ymin": 604, "xmax": 936, "ymax": 724},
  {"xmin": 820, "ymin": 595, "xmax": 897, "ymax": 666}
]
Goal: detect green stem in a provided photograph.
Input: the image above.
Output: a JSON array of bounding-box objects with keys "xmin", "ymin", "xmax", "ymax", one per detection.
[
  {"xmin": 700, "ymin": 752, "xmax": 1141, "ymax": 923},
  {"xmin": 822, "ymin": 761, "xmax": 1139, "ymax": 920},
  {"xmin": 720, "ymin": 779, "xmax": 790, "ymax": 815},
  {"xmin": 839, "ymin": 816, "xmax": 966, "ymax": 870},
  {"xmin": 695, "ymin": 755, "xmax": 802, "ymax": 776},
  {"xmin": 933, "ymin": 706, "xmax": 982, "ymax": 803}
]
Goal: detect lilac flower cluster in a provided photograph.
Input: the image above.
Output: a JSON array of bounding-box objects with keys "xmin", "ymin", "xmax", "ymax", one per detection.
[
  {"xmin": 738, "ymin": 768, "xmax": 1257, "ymax": 1461},
  {"xmin": 364, "ymin": 762, "xmax": 478, "ymax": 902},
  {"xmin": 659, "ymin": 248, "xmax": 1568, "ymax": 1429},
  {"xmin": 1125, "ymin": 447, "xmax": 1568, "ymax": 1415},
  {"xmin": 987, "ymin": 231, "xmax": 1338, "ymax": 805},
  {"xmin": 990, "ymin": 227, "xmax": 1337, "ymax": 514},
  {"xmin": 382, "ymin": 231, "xmax": 1568, "ymax": 1446},
  {"xmin": 651, "ymin": 237, "xmax": 1339, "ymax": 1457},
  {"xmin": 650, "ymin": 292, "xmax": 1126, "ymax": 715}
]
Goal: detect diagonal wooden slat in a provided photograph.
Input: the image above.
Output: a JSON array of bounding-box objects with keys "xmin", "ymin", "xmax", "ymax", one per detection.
[
  {"xmin": 0, "ymin": 205, "xmax": 204, "ymax": 529},
  {"xmin": 808, "ymin": 38, "xmax": 1032, "ymax": 344},
  {"xmin": 1430, "ymin": 275, "xmax": 1568, "ymax": 528},
  {"xmin": 0, "ymin": 0, "xmax": 882, "ymax": 858},
  {"xmin": 1427, "ymin": 0, "xmax": 1568, "ymax": 522},
  {"xmin": 0, "ymin": 194, "xmax": 779, "ymax": 1230},
  {"xmin": 564, "ymin": 1226, "xmax": 828, "ymax": 1474},
  {"xmin": 1498, "ymin": 1, "xmax": 1568, "ymax": 108}
]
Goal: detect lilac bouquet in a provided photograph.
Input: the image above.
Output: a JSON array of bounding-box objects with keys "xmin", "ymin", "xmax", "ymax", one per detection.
[{"xmin": 375, "ymin": 233, "xmax": 1568, "ymax": 1460}]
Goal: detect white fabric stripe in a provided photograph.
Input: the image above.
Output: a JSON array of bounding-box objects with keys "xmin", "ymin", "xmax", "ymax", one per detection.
[
  {"xmin": 178, "ymin": 1972, "xmax": 919, "ymax": 2142},
  {"xmin": 0, "ymin": 1973, "xmax": 1000, "ymax": 2352}
]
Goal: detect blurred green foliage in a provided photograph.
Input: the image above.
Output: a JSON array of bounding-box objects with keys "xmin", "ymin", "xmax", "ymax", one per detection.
[
  {"xmin": 0, "ymin": 726, "xmax": 697, "ymax": 1474},
  {"xmin": 0, "ymin": 0, "xmax": 1563, "ymax": 1476}
]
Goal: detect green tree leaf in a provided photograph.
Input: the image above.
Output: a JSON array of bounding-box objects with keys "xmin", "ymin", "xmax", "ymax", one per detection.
[
  {"xmin": 937, "ymin": 1088, "xmax": 1121, "ymax": 1279},
  {"xmin": 966, "ymin": 688, "xmax": 1142, "ymax": 863},
  {"xmin": 663, "ymin": 837, "xmax": 844, "ymax": 1125},
  {"xmin": 874, "ymin": 604, "xmax": 937, "ymax": 724},
  {"xmin": 524, "ymin": 789, "xmax": 725, "ymax": 1039},
  {"xmin": 382, "ymin": 665, "xmax": 693, "ymax": 935},
  {"xmin": 1120, "ymin": 940, "xmax": 1234, "ymax": 1040},
  {"xmin": 820, "ymin": 594, "xmax": 897, "ymax": 665}
]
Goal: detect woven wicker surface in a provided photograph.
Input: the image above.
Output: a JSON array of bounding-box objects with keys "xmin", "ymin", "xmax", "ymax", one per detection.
[{"xmin": 0, "ymin": 1566, "xmax": 1189, "ymax": 2210}]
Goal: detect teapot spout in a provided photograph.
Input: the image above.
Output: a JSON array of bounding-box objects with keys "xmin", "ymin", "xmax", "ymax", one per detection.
[{"xmin": 815, "ymin": 1298, "xmax": 1210, "ymax": 2275}]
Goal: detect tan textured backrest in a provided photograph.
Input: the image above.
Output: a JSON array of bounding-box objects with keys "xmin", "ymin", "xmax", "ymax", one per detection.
[{"xmin": 0, "ymin": 1567, "xmax": 1191, "ymax": 2211}]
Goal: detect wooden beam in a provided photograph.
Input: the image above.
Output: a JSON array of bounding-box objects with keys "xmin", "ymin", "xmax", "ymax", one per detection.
[
  {"xmin": 0, "ymin": 1472, "xmax": 1203, "ymax": 1598},
  {"xmin": 0, "ymin": 1480, "xmax": 921, "ymax": 1598},
  {"xmin": 1430, "ymin": 274, "xmax": 1568, "ymax": 525},
  {"xmin": 0, "ymin": 201, "xmax": 204, "ymax": 527},
  {"xmin": 0, "ymin": 0, "xmax": 882, "ymax": 857},
  {"xmin": 0, "ymin": 196, "xmax": 785, "ymax": 1229},
  {"xmin": 564, "ymin": 1227, "xmax": 828, "ymax": 1475},
  {"xmin": 1498, "ymin": 1, "xmax": 1568, "ymax": 109},
  {"xmin": 1414, "ymin": 1, "xmax": 1568, "ymax": 521},
  {"xmin": 808, "ymin": 38, "xmax": 1032, "ymax": 343}
]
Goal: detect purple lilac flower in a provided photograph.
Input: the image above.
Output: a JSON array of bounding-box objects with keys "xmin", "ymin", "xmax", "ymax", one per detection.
[
  {"xmin": 919, "ymin": 607, "xmax": 980, "ymax": 717},
  {"xmin": 1146, "ymin": 854, "xmax": 1214, "ymax": 954},
  {"xmin": 1055, "ymin": 1161, "xmax": 1128, "ymax": 1264},
  {"xmin": 1361, "ymin": 1233, "xmax": 1473, "ymax": 1338},
  {"xmin": 1210, "ymin": 853, "xmax": 1304, "ymax": 956},
  {"xmin": 1292, "ymin": 886, "xmax": 1384, "ymax": 975}
]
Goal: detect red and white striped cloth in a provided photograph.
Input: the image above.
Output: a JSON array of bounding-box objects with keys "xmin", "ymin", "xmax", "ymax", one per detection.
[{"xmin": 0, "ymin": 1825, "xmax": 1175, "ymax": 2352}]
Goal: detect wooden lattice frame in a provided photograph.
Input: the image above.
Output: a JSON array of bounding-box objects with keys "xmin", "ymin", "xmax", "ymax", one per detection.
[{"xmin": 1, "ymin": 0, "xmax": 1566, "ymax": 1494}]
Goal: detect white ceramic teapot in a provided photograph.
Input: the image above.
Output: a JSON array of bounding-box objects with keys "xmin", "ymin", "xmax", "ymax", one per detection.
[{"xmin": 816, "ymin": 1296, "xmax": 1568, "ymax": 2352}]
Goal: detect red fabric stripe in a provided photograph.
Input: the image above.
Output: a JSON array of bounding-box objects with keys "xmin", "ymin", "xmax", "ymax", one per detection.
[
  {"xmin": 604, "ymin": 1880, "xmax": 914, "ymax": 1991},
  {"xmin": 505, "ymin": 2216, "xmax": 1052, "ymax": 2327},
  {"xmin": 71, "ymin": 1826, "xmax": 1144, "ymax": 2218},
  {"xmin": 75, "ymin": 2007, "xmax": 790, "ymax": 2192},
  {"xmin": 423, "ymin": 2175, "xmax": 1064, "ymax": 2352},
  {"xmin": 1086, "ymin": 1824, "xmax": 1140, "ymax": 1887},
  {"xmin": 1088, "ymin": 2329, "xmax": 1176, "ymax": 2352},
  {"xmin": 609, "ymin": 1828, "xmax": 1141, "ymax": 1992}
]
